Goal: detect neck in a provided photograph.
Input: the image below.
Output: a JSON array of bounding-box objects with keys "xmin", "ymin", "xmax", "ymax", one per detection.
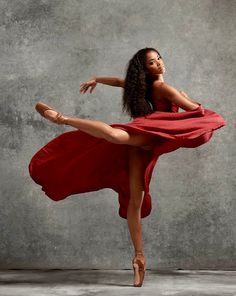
[{"xmin": 150, "ymin": 73, "xmax": 164, "ymax": 82}]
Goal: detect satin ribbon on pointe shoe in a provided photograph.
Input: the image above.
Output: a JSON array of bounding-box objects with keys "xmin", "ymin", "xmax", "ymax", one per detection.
[{"xmin": 35, "ymin": 101, "xmax": 68, "ymax": 124}]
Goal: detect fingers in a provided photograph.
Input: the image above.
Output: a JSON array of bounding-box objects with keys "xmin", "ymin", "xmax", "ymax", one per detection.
[
  {"xmin": 80, "ymin": 83, "xmax": 89, "ymax": 94},
  {"xmin": 80, "ymin": 79, "xmax": 96, "ymax": 94},
  {"xmin": 90, "ymin": 85, "xmax": 95, "ymax": 93},
  {"xmin": 80, "ymin": 85, "xmax": 88, "ymax": 94}
]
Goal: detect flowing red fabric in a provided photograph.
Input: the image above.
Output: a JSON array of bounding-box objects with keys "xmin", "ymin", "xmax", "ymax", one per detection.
[{"xmin": 28, "ymin": 99, "xmax": 226, "ymax": 219}]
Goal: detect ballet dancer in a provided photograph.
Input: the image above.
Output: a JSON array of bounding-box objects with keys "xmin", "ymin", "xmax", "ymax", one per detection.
[{"xmin": 33, "ymin": 47, "xmax": 225, "ymax": 287}]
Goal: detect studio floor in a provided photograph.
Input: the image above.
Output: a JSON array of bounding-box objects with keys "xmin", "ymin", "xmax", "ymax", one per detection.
[{"xmin": 0, "ymin": 269, "xmax": 236, "ymax": 296}]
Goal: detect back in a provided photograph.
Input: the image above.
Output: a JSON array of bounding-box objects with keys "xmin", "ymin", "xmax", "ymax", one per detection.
[
  {"xmin": 151, "ymin": 81, "xmax": 199, "ymax": 112},
  {"xmin": 150, "ymin": 82, "xmax": 179, "ymax": 113}
]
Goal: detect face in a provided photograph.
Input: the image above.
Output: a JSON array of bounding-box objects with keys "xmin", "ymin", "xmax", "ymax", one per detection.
[{"xmin": 144, "ymin": 50, "xmax": 165, "ymax": 76}]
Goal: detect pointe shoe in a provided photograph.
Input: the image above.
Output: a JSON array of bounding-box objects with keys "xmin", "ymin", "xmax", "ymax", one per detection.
[
  {"xmin": 132, "ymin": 251, "xmax": 146, "ymax": 287},
  {"xmin": 35, "ymin": 101, "xmax": 68, "ymax": 124}
]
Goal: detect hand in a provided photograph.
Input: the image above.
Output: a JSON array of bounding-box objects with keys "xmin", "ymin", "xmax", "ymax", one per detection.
[{"xmin": 80, "ymin": 78, "xmax": 97, "ymax": 94}]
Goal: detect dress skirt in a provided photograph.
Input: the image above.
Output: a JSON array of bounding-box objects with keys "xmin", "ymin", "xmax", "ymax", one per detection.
[{"xmin": 28, "ymin": 103, "xmax": 226, "ymax": 219}]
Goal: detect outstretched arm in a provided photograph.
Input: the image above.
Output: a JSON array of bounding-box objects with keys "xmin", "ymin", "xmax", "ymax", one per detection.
[
  {"xmin": 80, "ymin": 77, "xmax": 125, "ymax": 94},
  {"xmin": 179, "ymin": 90, "xmax": 201, "ymax": 105},
  {"xmin": 116, "ymin": 78, "xmax": 125, "ymax": 88},
  {"xmin": 95, "ymin": 76, "xmax": 125, "ymax": 87}
]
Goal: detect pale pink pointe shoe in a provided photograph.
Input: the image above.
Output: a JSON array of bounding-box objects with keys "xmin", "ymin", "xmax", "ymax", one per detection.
[
  {"xmin": 35, "ymin": 101, "xmax": 68, "ymax": 124},
  {"xmin": 132, "ymin": 251, "xmax": 146, "ymax": 287}
]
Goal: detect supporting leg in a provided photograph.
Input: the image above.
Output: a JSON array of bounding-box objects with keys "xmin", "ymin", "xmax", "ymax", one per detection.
[
  {"xmin": 127, "ymin": 145, "xmax": 147, "ymax": 286},
  {"xmin": 127, "ymin": 146, "xmax": 146, "ymax": 254}
]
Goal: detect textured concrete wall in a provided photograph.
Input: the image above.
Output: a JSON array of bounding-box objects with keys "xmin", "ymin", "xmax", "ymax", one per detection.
[{"xmin": 0, "ymin": 0, "xmax": 234, "ymax": 269}]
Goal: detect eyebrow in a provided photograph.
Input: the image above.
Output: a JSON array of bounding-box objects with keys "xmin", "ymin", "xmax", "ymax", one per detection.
[{"xmin": 148, "ymin": 55, "xmax": 161, "ymax": 62}]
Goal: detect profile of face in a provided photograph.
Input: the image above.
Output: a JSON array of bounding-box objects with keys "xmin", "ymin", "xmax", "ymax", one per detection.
[{"xmin": 144, "ymin": 50, "xmax": 165, "ymax": 77}]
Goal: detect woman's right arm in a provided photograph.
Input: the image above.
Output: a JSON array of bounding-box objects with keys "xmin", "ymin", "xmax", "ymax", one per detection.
[
  {"xmin": 80, "ymin": 77, "xmax": 125, "ymax": 94},
  {"xmin": 95, "ymin": 76, "xmax": 125, "ymax": 87}
]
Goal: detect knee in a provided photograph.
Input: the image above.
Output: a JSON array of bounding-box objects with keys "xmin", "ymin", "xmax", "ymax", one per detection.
[
  {"xmin": 106, "ymin": 129, "xmax": 127, "ymax": 144},
  {"xmin": 128, "ymin": 199, "xmax": 143, "ymax": 211},
  {"xmin": 128, "ymin": 192, "xmax": 145, "ymax": 210}
]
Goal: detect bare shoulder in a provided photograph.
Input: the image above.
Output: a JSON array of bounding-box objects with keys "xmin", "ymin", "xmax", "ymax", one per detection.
[
  {"xmin": 152, "ymin": 81, "xmax": 199, "ymax": 111},
  {"xmin": 151, "ymin": 80, "xmax": 164, "ymax": 93},
  {"xmin": 152, "ymin": 81, "xmax": 176, "ymax": 93},
  {"xmin": 151, "ymin": 81, "xmax": 171, "ymax": 101}
]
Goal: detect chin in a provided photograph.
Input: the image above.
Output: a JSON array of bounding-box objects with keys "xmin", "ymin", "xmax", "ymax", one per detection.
[{"xmin": 157, "ymin": 69, "xmax": 164, "ymax": 74}]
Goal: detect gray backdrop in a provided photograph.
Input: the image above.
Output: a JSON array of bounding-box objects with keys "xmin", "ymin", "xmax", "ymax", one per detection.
[{"xmin": 0, "ymin": 0, "xmax": 234, "ymax": 269}]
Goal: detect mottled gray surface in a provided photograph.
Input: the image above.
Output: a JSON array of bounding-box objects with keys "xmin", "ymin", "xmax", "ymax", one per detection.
[
  {"xmin": 0, "ymin": 0, "xmax": 235, "ymax": 269},
  {"xmin": 0, "ymin": 270, "xmax": 236, "ymax": 295}
]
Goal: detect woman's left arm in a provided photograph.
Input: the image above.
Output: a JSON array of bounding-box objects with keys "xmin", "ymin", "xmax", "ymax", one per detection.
[{"xmin": 179, "ymin": 91, "xmax": 201, "ymax": 105}]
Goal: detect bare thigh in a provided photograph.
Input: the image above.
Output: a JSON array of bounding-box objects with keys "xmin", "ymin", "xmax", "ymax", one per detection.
[
  {"xmin": 128, "ymin": 146, "xmax": 146, "ymax": 197},
  {"xmin": 112, "ymin": 128, "xmax": 156, "ymax": 150}
]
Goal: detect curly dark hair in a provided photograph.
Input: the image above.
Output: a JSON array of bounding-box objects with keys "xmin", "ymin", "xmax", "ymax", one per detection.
[{"xmin": 122, "ymin": 47, "xmax": 162, "ymax": 119}]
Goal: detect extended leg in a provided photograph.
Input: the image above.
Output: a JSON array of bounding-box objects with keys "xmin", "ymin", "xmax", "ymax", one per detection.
[{"xmin": 44, "ymin": 108, "xmax": 156, "ymax": 148}]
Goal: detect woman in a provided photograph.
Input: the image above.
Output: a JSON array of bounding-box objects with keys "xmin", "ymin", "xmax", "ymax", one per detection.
[{"xmin": 29, "ymin": 47, "xmax": 226, "ymax": 287}]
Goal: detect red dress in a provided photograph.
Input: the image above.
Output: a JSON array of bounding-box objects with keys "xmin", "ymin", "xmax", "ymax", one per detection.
[{"xmin": 28, "ymin": 98, "xmax": 226, "ymax": 219}]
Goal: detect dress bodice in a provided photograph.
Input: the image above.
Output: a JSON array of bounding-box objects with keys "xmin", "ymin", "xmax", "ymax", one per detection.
[{"xmin": 152, "ymin": 97, "xmax": 179, "ymax": 113}]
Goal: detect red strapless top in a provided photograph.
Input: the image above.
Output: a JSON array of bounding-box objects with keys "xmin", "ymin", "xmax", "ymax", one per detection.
[{"xmin": 152, "ymin": 97, "xmax": 179, "ymax": 113}]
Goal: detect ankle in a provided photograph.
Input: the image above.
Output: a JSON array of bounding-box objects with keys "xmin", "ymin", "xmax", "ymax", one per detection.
[
  {"xmin": 63, "ymin": 116, "xmax": 69, "ymax": 125},
  {"xmin": 135, "ymin": 250, "xmax": 144, "ymax": 256}
]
